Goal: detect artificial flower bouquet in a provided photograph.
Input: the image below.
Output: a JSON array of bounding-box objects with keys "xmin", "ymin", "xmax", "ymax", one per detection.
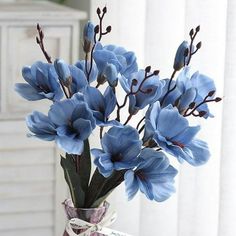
[{"xmin": 15, "ymin": 6, "xmax": 221, "ymax": 236}]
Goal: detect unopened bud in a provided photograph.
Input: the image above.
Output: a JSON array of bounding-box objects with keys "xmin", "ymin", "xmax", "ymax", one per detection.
[
  {"xmin": 97, "ymin": 7, "xmax": 101, "ymax": 15},
  {"xmin": 36, "ymin": 36, "xmax": 40, "ymax": 44},
  {"xmin": 173, "ymin": 41, "xmax": 189, "ymax": 71},
  {"xmin": 153, "ymin": 70, "xmax": 160, "ymax": 75},
  {"xmin": 83, "ymin": 21, "xmax": 95, "ymax": 53},
  {"xmin": 189, "ymin": 102, "xmax": 196, "ymax": 109},
  {"xmin": 196, "ymin": 25, "xmax": 200, "ymax": 32},
  {"xmin": 189, "ymin": 29, "xmax": 194, "ymax": 37},
  {"xmin": 196, "ymin": 41, "xmax": 202, "ymax": 49},
  {"xmin": 103, "ymin": 6, "xmax": 107, "ymax": 13},
  {"xmin": 208, "ymin": 90, "xmax": 215, "ymax": 97},
  {"xmin": 132, "ymin": 79, "xmax": 138, "ymax": 86},
  {"xmin": 106, "ymin": 26, "xmax": 112, "ymax": 33},
  {"xmin": 54, "ymin": 59, "xmax": 72, "ymax": 87},
  {"xmin": 145, "ymin": 66, "xmax": 151, "ymax": 73},
  {"xmin": 199, "ymin": 110, "xmax": 207, "ymax": 117},
  {"xmin": 94, "ymin": 25, "xmax": 99, "ymax": 34},
  {"xmin": 215, "ymin": 97, "xmax": 222, "ymax": 102}
]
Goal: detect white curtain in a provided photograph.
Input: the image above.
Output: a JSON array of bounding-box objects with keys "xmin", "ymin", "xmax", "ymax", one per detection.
[{"xmin": 89, "ymin": 0, "xmax": 234, "ymax": 235}]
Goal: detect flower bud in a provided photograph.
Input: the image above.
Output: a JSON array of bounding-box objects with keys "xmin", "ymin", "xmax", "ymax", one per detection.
[
  {"xmin": 83, "ymin": 21, "xmax": 95, "ymax": 53},
  {"xmin": 173, "ymin": 41, "xmax": 189, "ymax": 71},
  {"xmin": 103, "ymin": 63, "xmax": 118, "ymax": 87},
  {"xmin": 54, "ymin": 59, "xmax": 72, "ymax": 87}
]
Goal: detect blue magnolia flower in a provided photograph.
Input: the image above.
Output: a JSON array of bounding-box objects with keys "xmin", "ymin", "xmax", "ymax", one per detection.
[
  {"xmin": 75, "ymin": 60, "xmax": 98, "ymax": 83},
  {"xmin": 160, "ymin": 67, "xmax": 216, "ymax": 118},
  {"xmin": 26, "ymin": 111, "xmax": 57, "ymax": 141},
  {"xmin": 93, "ymin": 42, "xmax": 138, "ymax": 82},
  {"xmin": 92, "ymin": 126, "xmax": 142, "ymax": 177},
  {"xmin": 177, "ymin": 67, "xmax": 216, "ymax": 118},
  {"xmin": 26, "ymin": 94, "xmax": 96, "ymax": 154},
  {"xmin": 124, "ymin": 148, "xmax": 177, "ymax": 201},
  {"xmin": 15, "ymin": 61, "xmax": 63, "ymax": 101},
  {"xmin": 54, "ymin": 59, "xmax": 88, "ymax": 95},
  {"xmin": 84, "ymin": 86, "xmax": 120, "ymax": 126},
  {"xmin": 143, "ymin": 102, "xmax": 210, "ymax": 166},
  {"xmin": 120, "ymin": 70, "xmax": 164, "ymax": 114}
]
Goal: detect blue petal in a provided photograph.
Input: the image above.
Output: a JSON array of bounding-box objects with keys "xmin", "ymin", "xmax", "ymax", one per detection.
[
  {"xmin": 171, "ymin": 125, "xmax": 200, "ymax": 145},
  {"xmin": 153, "ymin": 181, "xmax": 176, "ymax": 202},
  {"xmin": 158, "ymin": 106, "xmax": 188, "ymax": 138},
  {"xmin": 183, "ymin": 139, "xmax": 210, "ymax": 166},
  {"xmin": 73, "ymin": 118, "xmax": 93, "ymax": 140},
  {"xmin": 15, "ymin": 83, "xmax": 44, "ymax": 101},
  {"xmin": 56, "ymin": 136, "xmax": 84, "ymax": 154},
  {"xmin": 124, "ymin": 170, "xmax": 139, "ymax": 200},
  {"xmin": 94, "ymin": 153, "xmax": 114, "ymax": 177},
  {"xmin": 137, "ymin": 177, "xmax": 154, "ymax": 200},
  {"xmin": 104, "ymin": 86, "xmax": 117, "ymax": 117},
  {"xmin": 84, "ymin": 86, "xmax": 105, "ymax": 112},
  {"xmin": 49, "ymin": 100, "xmax": 75, "ymax": 126}
]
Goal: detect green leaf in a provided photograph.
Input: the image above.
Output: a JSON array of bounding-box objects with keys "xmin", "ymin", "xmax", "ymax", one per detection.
[
  {"xmin": 60, "ymin": 155, "xmax": 85, "ymax": 208},
  {"xmin": 85, "ymin": 168, "xmax": 106, "ymax": 207},
  {"xmin": 86, "ymin": 169, "xmax": 125, "ymax": 207},
  {"xmin": 79, "ymin": 139, "xmax": 91, "ymax": 194}
]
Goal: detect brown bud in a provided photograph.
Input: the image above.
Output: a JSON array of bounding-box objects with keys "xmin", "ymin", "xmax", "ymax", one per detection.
[
  {"xmin": 189, "ymin": 102, "xmax": 196, "ymax": 109},
  {"xmin": 132, "ymin": 79, "xmax": 138, "ymax": 86},
  {"xmin": 153, "ymin": 70, "xmax": 160, "ymax": 75},
  {"xmin": 145, "ymin": 66, "xmax": 151, "ymax": 73},
  {"xmin": 106, "ymin": 26, "xmax": 112, "ymax": 33},
  {"xmin": 196, "ymin": 41, "xmax": 202, "ymax": 49},
  {"xmin": 196, "ymin": 25, "xmax": 200, "ymax": 32},
  {"xmin": 97, "ymin": 7, "xmax": 101, "ymax": 15},
  {"xmin": 189, "ymin": 28, "xmax": 194, "ymax": 37},
  {"xmin": 215, "ymin": 97, "xmax": 222, "ymax": 102},
  {"xmin": 208, "ymin": 90, "xmax": 215, "ymax": 97},
  {"xmin": 199, "ymin": 110, "xmax": 207, "ymax": 117},
  {"xmin": 36, "ymin": 36, "xmax": 40, "ymax": 44},
  {"xmin": 103, "ymin": 6, "xmax": 107, "ymax": 13},
  {"xmin": 37, "ymin": 23, "xmax": 40, "ymax": 31},
  {"xmin": 94, "ymin": 25, "xmax": 99, "ymax": 34}
]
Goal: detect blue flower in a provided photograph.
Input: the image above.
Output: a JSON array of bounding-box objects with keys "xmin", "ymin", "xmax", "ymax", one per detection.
[
  {"xmin": 124, "ymin": 148, "xmax": 177, "ymax": 201},
  {"xmin": 15, "ymin": 61, "xmax": 63, "ymax": 101},
  {"xmin": 26, "ymin": 111, "xmax": 57, "ymax": 141},
  {"xmin": 143, "ymin": 102, "xmax": 210, "ymax": 166},
  {"xmin": 84, "ymin": 86, "xmax": 120, "ymax": 126},
  {"xmin": 93, "ymin": 42, "xmax": 138, "ymax": 83},
  {"xmin": 92, "ymin": 126, "xmax": 142, "ymax": 177},
  {"xmin": 120, "ymin": 70, "xmax": 164, "ymax": 114},
  {"xmin": 54, "ymin": 59, "xmax": 88, "ymax": 95},
  {"xmin": 160, "ymin": 67, "xmax": 216, "ymax": 118},
  {"xmin": 26, "ymin": 94, "xmax": 96, "ymax": 154},
  {"xmin": 75, "ymin": 60, "xmax": 98, "ymax": 83}
]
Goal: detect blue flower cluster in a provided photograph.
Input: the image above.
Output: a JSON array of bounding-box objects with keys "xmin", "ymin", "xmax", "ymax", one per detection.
[{"xmin": 15, "ymin": 17, "xmax": 220, "ymax": 204}]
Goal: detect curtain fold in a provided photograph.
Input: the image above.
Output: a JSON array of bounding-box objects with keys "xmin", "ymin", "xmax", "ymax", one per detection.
[
  {"xmin": 89, "ymin": 0, "xmax": 231, "ymax": 235},
  {"xmin": 218, "ymin": 1, "xmax": 236, "ymax": 236}
]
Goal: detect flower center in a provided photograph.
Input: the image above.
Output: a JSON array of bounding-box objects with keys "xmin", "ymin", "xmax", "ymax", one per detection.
[
  {"xmin": 172, "ymin": 140, "xmax": 185, "ymax": 148},
  {"xmin": 111, "ymin": 153, "xmax": 123, "ymax": 162},
  {"xmin": 135, "ymin": 170, "xmax": 146, "ymax": 181}
]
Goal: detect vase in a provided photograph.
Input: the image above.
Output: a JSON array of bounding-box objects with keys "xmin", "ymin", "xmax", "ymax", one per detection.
[{"xmin": 63, "ymin": 199, "xmax": 109, "ymax": 236}]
